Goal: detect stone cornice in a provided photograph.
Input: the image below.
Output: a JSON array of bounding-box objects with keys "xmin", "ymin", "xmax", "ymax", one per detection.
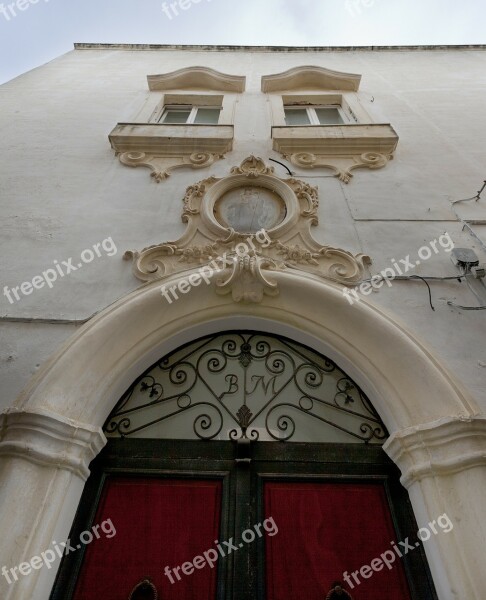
[
  {"xmin": 75, "ymin": 43, "xmax": 486, "ymax": 53},
  {"xmin": 0, "ymin": 409, "xmax": 106, "ymax": 481},
  {"xmin": 384, "ymin": 416, "xmax": 486, "ymax": 488}
]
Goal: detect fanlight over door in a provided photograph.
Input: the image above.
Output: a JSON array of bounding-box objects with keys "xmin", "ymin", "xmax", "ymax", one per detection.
[{"xmin": 105, "ymin": 332, "xmax": 387, "ymax": 444}]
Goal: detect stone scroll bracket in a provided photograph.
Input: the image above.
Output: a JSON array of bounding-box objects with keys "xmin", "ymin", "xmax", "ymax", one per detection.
[
  {"xmin": 118, "ymin": 151, "xmax": 224, "ymax": 182},
  {"xmin": 108, "ymin": 123, "xmax": 234, "ymax": 182},
  {"xmin": 272, "ymin": 123, "xmax": 399, "ymax": 183},
  {"xmin": 285, "ymin": 150, "xmax": 394, "ymax": 184}
]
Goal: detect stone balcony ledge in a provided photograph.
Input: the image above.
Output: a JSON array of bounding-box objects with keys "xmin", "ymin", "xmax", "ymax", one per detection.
[{"xmin": 109, "ymin": 123, "xmax": 234, "ymax": 155}]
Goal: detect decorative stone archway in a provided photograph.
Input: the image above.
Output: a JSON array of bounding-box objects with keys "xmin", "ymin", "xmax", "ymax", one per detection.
[{"xmin": 0, "ymin": 270, "xmax": 485, "ymax": 599}]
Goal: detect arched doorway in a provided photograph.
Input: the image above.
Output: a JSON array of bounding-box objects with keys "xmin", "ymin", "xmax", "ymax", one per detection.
[
  {"xmin": 50, "ymin": 332, "xmax": 437, "ymax": 599},
  {"xmin": 0, "ymin": 272, "xmax": 482, "ymax": 599}
]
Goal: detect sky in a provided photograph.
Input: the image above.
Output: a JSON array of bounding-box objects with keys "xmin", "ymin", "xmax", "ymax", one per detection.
[{"xmin": 0, "ymin": 0, "xmax": 485, "ymax": 84}]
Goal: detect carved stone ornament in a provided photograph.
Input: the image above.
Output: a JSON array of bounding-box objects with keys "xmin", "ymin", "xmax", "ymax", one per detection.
[
  {"xmin": 109, "ymin": 123, "xmax": 234, "ymax": 181},
  {"xmin": 118, "ymin": 150, "xmax": 223, "ymax": 182},
  {"xmin": 287, "ymin": 149, "xmax": 393, "ymax": 184},
  {"xmin": 147, "ymin": 66, "xmax": 246, "ymax": 93},
  {"xmin": 272, "ymin": 124, "xmax": 399, "ymax": 183},
  {"xmin": 261, "ymin": 65, "xmax": 361, "ymax": 93},
  {"xmin": 124, "ymin": 156, "xmax": 371, "ymax": 303}
]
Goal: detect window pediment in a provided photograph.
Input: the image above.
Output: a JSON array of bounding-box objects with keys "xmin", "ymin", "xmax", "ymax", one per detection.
[
  {"xmin": 261, "ymin": 66, "xmax": 361, "ymax": 93},
  {"xmin": 147, "ymin": 66, "xmax": 246, "ymax": 93}
]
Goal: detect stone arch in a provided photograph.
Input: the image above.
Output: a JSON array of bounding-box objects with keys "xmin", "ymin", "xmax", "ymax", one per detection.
[
  {"xmin": 15, "ymin": 270, "xmax": 476, "ymax": 431},
  {"xmin": 0, "ymin": 270, "xmax": 484, "ymax": 599}
]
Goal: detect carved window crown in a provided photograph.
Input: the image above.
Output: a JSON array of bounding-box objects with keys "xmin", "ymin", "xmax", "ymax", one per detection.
[
  {"xmin": 147, "ymin": 67, "xmax": 246, "ymax": 93},
  {"xmin": 261, "ymin": 66, "xmax": 362, "ymax": 93}
]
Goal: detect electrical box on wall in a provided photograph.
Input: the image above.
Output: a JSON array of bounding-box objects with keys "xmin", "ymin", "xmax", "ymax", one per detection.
[{"xmin": 451, "ymin": 248, "xmax": 480, "ymax": 269}]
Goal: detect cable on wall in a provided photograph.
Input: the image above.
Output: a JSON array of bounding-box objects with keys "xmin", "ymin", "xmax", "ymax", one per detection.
[
  {"xmin": 268, "ymin": 158, "xmax": 293, "ymax": 176},
  {"xmin": 356, "ymin": 273, "xmax": 467, "ymax": 312},
  {"xmin": 451, "ymin": 180, "xmax": 486, "ymax": 206},
  {"xmin": 446, "ymin": 302, "xmax": 486, "ymax": 310}
]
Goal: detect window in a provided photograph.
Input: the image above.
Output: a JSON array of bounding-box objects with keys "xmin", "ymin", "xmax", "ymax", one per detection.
[
  {"xmin": 148, "ymin": 94, "xmax": 225, "ymax": 125},
  {"xmin": 158, "ymin": 105, "xmax": 221, "ymax": 125},
  {"xmin": 284, "ymin": 105, "xmax": 349, "ymax": 126}
]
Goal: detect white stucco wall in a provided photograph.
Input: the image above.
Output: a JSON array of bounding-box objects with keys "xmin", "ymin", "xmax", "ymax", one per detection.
[
  {"xmin": 2, "ymin": 48, "xmax": 486, "ymax": 598},
  {"xmin": 0, "ymin": 45, "xmax": 485, "ymax": 411}
]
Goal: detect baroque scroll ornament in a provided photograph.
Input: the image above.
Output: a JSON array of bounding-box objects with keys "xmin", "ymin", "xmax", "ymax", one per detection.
[
  {"xmin": 124, "ymin": 156, "xmax": 371, "ymax": 303},
  {"xmin": 119, "ymin": 150, "xmax": 222, "ymax": 182},
  {"xmin": 288, "ymin": 151, "xmax": 393, "ymax": 184}
]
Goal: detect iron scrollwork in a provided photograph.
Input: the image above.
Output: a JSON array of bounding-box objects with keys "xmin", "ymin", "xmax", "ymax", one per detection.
[{"xmin": 104, "ymin": 332, "xmax": 388, "ymax": 444}]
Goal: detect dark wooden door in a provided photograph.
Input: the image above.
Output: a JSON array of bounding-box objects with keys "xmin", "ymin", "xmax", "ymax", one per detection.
[
  {"xmin": 50, "ymin": 440, "xmax": 437, "ymax": 600},
  {"xmin": 249, "ymin": 443, "xmax": 433, "ymax": 600}
]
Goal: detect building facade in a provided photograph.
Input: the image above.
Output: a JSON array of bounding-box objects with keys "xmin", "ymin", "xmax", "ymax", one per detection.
[{"xmin": 0, "ymin": 44, "xmax": 486, "ymax": 599}]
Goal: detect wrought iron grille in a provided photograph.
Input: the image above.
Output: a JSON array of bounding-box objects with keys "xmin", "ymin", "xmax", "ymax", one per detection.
[{"xmin": 104, "ymin": 332, "xmax": 388, "ymax": 444}]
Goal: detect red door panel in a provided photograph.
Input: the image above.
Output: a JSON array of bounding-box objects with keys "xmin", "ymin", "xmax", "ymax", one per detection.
[
  {"xmin": 264, "ymin": 482, "xmax": 412, "ymax": 600},
  {"xmin": 73, "ymin": 477, "xmax": 222, "ymax": 600}
]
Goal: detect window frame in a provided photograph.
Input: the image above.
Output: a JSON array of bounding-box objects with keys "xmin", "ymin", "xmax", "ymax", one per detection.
[
  {"xmin": 158, "ymin": 104, "xmax": 222, "ymax": 125},
  {"xmin": 284, "ymin": 104, "xmax": 352, "ymax": 126}
]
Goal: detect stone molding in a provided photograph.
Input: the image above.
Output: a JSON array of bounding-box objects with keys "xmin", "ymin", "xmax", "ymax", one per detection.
[
  {"xmin": 261, "ymin": 65, "xmax": 361, "ymax": 93},
  {"xmin": 0, "ymin": 409, "xmax": 106, "ymax": 481},
  {"xmin": 384, "ymin": 416, "xmax": 486, "ymax": 488},
  {"xmin": 147, "ymin": 67, "xmax": 246, "ymax": 93},
  {"xmin": 12, "ymin": 273, "xmax": 477, "ymax": 433}
]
